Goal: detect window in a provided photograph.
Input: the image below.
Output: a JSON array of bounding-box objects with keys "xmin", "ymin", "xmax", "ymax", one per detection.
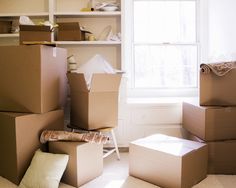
[{"xmin": 127, "ymin": 0, "xmax": 200, "ymax": 97}]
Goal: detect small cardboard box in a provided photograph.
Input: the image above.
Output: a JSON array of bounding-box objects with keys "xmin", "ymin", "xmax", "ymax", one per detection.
[
  {"xmin": 19, "ymin": 25, "xmax": 52, "ymax": 44},
  {"xmin": 67, "ymin": 73, "xmax": 121, "ymax": 130},
  {"xmin": 183, "ymin": 101, "xmax": 236, "ymax": 141},
  {"xmin": 0, "ymin": 110, "xmax": 64, "ymax": 185},
  {"xmin": 129, "ymin": 134, "xmax": 208, "ymax": 188},
  {"xmin": 188, "ymin": 134, "xmax": 236, "ymax": 174},
  {"xmin": 0, "ymin": 45, "xmax": 67, "ymax": 113},
  {"xmin": 0, "ymin": 21, "xmax": 12, "ymax": 33},
  {"xmin": 200, "ymin": 69, "xmax": 236, "ymax": 106},
  {"xmin": 57, "ymin": 22, "xmax": 88, "ymax": 41},
  {"xmin": 49, "ymin": 141, "xmax": 103, "ymax": 187}
]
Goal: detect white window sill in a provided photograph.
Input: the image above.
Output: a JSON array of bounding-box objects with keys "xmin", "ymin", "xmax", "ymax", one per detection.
[{"xmin": 126, "ymin": 97, "xmax": 198, "ymax": 106}]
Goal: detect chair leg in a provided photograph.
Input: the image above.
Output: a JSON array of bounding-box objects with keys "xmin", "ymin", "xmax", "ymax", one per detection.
[{"xmin": 111, "ymin": 129, "xmax": 120, "ymax": 160}]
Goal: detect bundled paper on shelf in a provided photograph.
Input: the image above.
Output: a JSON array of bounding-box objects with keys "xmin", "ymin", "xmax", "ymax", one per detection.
[{"xmin": 95, "ymin": 1, "xmax": 119, "ymax": 11}]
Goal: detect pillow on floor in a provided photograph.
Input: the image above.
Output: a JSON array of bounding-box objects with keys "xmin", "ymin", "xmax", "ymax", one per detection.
[{"xmin": 19, "ymin": 149, "xmax": 69, "ymax": 188}]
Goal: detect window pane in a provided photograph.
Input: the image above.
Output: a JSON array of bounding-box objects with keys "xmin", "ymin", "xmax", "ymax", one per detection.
[
  {"xmin": 134, "ymin": 45, "xmax": 198, "ymax": 88},
  {"xmin": 134, "ymin": 0, "xmax": 196, "ymax": 43}
]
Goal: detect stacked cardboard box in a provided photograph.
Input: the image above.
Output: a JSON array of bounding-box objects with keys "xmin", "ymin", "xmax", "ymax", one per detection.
[
  {"xmin": 183, "ymin": 69, "xmax": 236, "ymax": 174},
  {"xmin": 0, "ymin": 45, "xmax": 67, "ymax": 184},
  {"xmin": 49, "ymin": 141, "xmax": 103, "ymax": 187}
]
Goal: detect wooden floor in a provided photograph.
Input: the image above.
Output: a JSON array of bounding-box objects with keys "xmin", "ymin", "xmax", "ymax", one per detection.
[{"xmin": 1, "ymin": 152, "xmax": 236, "ymax": 188}]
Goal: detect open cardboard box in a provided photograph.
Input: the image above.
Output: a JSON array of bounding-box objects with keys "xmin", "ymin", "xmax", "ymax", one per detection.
[
  {"xmin": 67, "ymin": 72, "xmax": 121, "ymax": 130},
  {"xmin": 57, "ymin": 22, "xmax": 91, "ymax": 41},
  {"xmin": 19, "ymin": 25, "xmax": 52, "ymax": 44}
]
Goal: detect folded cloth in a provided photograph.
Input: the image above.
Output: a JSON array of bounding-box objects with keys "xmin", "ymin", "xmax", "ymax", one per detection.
[
  {"xmin": 40, "ymin": 130, "xmax": 109, "ymax": 144},
  {"xmin": 200, "ymin": 61, "xmax": 236, "ymax": 76}
]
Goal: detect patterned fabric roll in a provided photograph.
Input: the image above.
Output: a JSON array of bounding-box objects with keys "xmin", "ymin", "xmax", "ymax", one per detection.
[
  {"xmin": 40, "ymin": 130, "xmax": 109, "ymax": 144},
  {"xmin": 200, "ymin": 61, "xmax": 236, "ymax": 76}
]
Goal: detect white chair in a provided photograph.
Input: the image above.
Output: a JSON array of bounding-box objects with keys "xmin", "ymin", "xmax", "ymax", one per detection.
[{"xmin": 68, "ymin": 125, "xmax": 120, "ymax": 160}]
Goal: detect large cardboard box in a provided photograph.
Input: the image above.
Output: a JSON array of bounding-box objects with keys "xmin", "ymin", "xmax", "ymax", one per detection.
[
  {"xmin": 57, "ymin": 22, "xmax": 87, "ymax": 41},
  {"xmin": 188, "ymin": 134, "xmax": 236, "ymax": 174},
  {"xmin": 49, "ymin": 141, "xmax": 103, "ymax": 187},
  {"xmin": 183, "ymin": 101, "xmax": 236, "ymax": 141},
  {"xmin": 67, "ymin": 73, "xmax": 121, "ymax": 130},
  {"xmin": 0, "ymin": 45, "xmax": 67, "ymax": 113},
  {"xmin": 19, "ymin": 25, "xmax": 52, "ymax": 44},
  {"xmin": 0, "ymin": 110, "xmax": 64, "ymax": 185},
  {"xmin": 129, "ymin": 134, "xmax": 208, "ymax": 188},
  {"xmin": 200, "ymin": 69, "xmax": 236, "ymax": 106},
  {"xmin": 0, "ymin": 21, "xmax": 12, "ymax": 33}
]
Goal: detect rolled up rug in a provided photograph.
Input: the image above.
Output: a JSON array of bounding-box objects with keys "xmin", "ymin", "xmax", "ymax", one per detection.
[
  {"xmin": 200, "ymin": 61, "xmax": 236, "ymax": 76},
  {"xmin": 40, "ymin": 130, "xmax": 109, "ymax": 144}
]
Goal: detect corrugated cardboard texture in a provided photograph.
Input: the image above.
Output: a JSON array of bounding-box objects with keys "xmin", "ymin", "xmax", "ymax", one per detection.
[
  {"xmin": 49, "ymin": 141, "xmax": 103, "ymax": 187},
  {"xmin": 200, "ymin": 69, "xmax": 236, "ymax": 106},
  {"xmin": 57, "ymin": 22, "xmax": 85, "ymax": 41},
  {"xmin": 0, "ymin": 110, "xmax": 64, "ymax": 185},
  {"xmin": 188, "ymin": 134, "xmax": 236, "ymax": 174},
  {"xmin": 0, "ymin": 21, "xmax": 12, "ymax": 33},
  {"xmin": 19, "ymin": 25, "xmax": 52, "ymax": 44},
  {"xmin": 183, "ymin": 102, "xmax": 236, "ymax": 141},
  {"xmin": 129, "ymin": 134, "xmax": 207, "ymax": 188},
  {"xmin": 67, "ymin": 73, "xmax": 121, "ymax": 130},
  {"xmin": 0, "ymin": 45, "xmax": 67, "ymax": 113}
]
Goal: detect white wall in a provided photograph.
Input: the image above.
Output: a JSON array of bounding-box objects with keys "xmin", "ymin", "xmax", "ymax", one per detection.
[
  {"xmin": 208, "ymin": 0, "xmax": 236, "ymax": 62},
  {"xmin": 115, "ymin": 0, "xmax": 236, "ymax": 147}
]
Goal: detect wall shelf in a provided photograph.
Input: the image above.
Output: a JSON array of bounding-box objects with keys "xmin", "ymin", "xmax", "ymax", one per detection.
[
  {"xmin": 54, "ymin": 11, "xmax": 121, "ymax": 18},
  {"xmin": 0, "ymin": 12, "xmax": 49, "ymax": 17},
  {"xmin": 55, "ymin": 41, "xmax": 121, "ymax": 45},
  {"xmin": 0, "ymin": 33, "xmax": 19, "ymax": 38},
  {"xmin": 0, "ymin": 0, "xmax": 123, "ymax": 70}
]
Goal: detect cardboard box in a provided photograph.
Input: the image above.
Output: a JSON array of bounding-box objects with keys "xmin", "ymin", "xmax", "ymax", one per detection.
[
  {"xmin": 188, "ymin": 134, "xmax": 236, "ymax": 174},
  {"xmin": 183, "ymin": 102, "xmax": 236, "ymax": 141},
  {"xmin": 0, "ymin": 45, "xmax": 67, "ymax": 113},
  {"xmin": 57, "ymin": 22, "xmax": 88, "ymax": 41},
  {"xmin": 200, "ymin": 69, "xmax": 236, "ymax": 106},
  {"xmin": 0, "ymin": 110, "xmax": 64, "ymax": 185},
  {"xmin": 129, "ymin": 134, "xmax": 208, "ymax": 188},
  {"xmin": 49, "ymin": 141, "xmax": 103, "ymax": 187},
  {"xmin": 19, "ymin": 25, "xmax": 52, "ymax": 44},
  {"xmin": 0, "ymin": 21, "xmax": 12, "ymax": 33},
  {"xmin": 67, "ymin": 73, "xmax": 121, "ymax": 130}
]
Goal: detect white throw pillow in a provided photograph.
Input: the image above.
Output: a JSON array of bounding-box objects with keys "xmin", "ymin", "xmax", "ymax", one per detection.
[{"xmin": 19, "ymin": 149, "xmax": 69, "ymax": 188}]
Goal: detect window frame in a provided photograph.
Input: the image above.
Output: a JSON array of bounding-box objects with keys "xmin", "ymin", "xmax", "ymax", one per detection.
[{"xmin": 123, "ymin": 0, "xmax": 208, "ymax": 98}]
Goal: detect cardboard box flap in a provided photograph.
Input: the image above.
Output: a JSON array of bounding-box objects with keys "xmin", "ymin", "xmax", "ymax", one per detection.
[
  {"xmin": 90, "ymin": 74, "xmax": 121, "ymax": 92},
  {"xmin": 58, "ymin": 22, "xmax": 80, "ymax": 30},
  {"xmin": 131, "ymin": 134, "xmax": 206, "ymax": 157},
  {"xmin": 20, "ymin": 25, "xmax": 51, "ymax": 32},
  {"xmin": 67, "ymin": 73, "xmax": 88, "ymax": 92}
]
